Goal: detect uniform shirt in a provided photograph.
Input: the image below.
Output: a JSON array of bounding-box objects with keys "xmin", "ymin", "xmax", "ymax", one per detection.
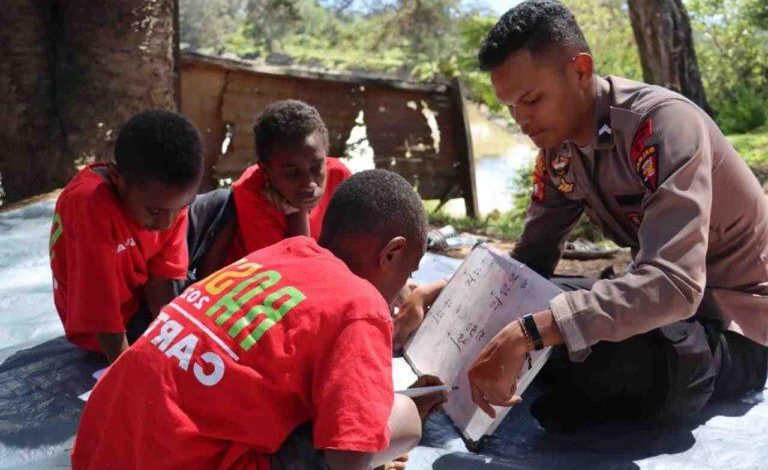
[
  {"xmin": 228, "ymin": 157, "xmax": 351, "ymax": 260},
  {"xmin": 71, "ymin": 237, "xmax": 394, "ymax": 470},
  {"xmin": 514, "ymin": 76, "xmax": 768, "ymax": 361},
  {"xmin": 50, "ymin": 164, "xmax": 189, "ymax": 352}
]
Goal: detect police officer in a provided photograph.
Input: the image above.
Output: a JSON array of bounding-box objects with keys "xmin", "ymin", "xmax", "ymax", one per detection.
[{"xmin": 467, "ymin": 0, "xmax": 768, "ymax": 429}]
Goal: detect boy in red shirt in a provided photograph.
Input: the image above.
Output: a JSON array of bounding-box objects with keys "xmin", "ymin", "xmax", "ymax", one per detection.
[
  {"xmin": 185, "ymin": 100, "xmax": 351, "ymax": 281},
  {"xmin": 73, "ymin": 169, "xmax": 433, "ymax": 470},
  {"xmin": 50, "ymin": 110, "xmax": 203, "ymax": 363}
]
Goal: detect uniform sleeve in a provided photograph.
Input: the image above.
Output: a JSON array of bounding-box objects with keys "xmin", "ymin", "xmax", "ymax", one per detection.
[
  {"xmin": 65, "ymin": 199, "xmax": 124, "ymax": 334},
  {"xmin": 311, "ymin": 318, "xmax": 394, "ymax": 452},
  {"xmin": 550, "ymin": 101, "xmax": 712, "ymax": 361},
  {"xmin": 511, "ymin": 151, "xmax": 584, "ymax": 277},
  {"xmin": 146, "ymin": 209, "xmax": 189, "ymax": 279}
]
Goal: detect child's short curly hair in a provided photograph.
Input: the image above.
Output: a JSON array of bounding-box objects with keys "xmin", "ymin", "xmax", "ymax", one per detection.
[{"xmin": 253, "ymin": 100, "xmax": 330, "ymax": 163}]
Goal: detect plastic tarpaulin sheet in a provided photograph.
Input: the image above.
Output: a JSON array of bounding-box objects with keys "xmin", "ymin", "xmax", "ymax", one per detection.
[{"xmin": 0, "ymin": 200, "xmax": 766, "ymax": 469}]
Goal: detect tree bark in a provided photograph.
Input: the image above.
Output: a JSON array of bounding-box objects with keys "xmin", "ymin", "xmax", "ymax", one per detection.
[
  {"xmin": 627, "ymin": 0, "xmax": 713, "ymax": 116},
  {"xmin": 0, "ymin": 0, "xmax": 178, "ymax": 205}
]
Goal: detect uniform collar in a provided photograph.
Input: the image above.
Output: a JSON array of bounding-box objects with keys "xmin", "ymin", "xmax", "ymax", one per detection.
[{"xmin": 593, "ymin": 76, "xmax": 614, "ymax": 151}]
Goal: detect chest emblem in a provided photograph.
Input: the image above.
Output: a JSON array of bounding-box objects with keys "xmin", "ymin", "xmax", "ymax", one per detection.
[
  {"xmin": 550, "ymin": 153, "xmax": 575, "ymax": 194},
  {"xmin": 557, "ymin": 179, "xmax": 575, "ymax": 194},
  {"xmin": 551, "ymin": 153, "xmax": 571, "ymax": 176},
  {"xmin": 626, "ymin": 211, "xmax": 643, "ymax": 227}
]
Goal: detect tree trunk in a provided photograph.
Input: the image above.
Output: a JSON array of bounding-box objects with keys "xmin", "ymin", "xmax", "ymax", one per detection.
[
  {"xmin": 627, "ymin": 0, "xmax": 713, "ymax": 116},
  {"xmin": 0, "ymin": 0, "xmax": 178, "ymax": 205}
]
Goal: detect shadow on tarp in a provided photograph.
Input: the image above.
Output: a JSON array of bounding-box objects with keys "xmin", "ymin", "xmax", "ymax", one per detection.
[
  {"xmin": 419, "ymin": 377, "xmax": 763, "ymax": 470},
  {"xmin": 0, "ymin": 336, "xmax": 104, "ymax": 448}
]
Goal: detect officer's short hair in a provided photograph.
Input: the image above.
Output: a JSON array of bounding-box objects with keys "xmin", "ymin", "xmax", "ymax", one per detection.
[
  {"xmin": 320, "ymin": 169, "xmax": 427, "ymax": 250},
  {"xmin": 253, "ymin": 100, "xmax": 330, "ymax": 164},
  {"xmin": 115, "ymin": 110, "xmax": 203, "ymax": 187},
  {"xmin": 478, "ymin": 0, "xmax": 590, "ymax": 71}
]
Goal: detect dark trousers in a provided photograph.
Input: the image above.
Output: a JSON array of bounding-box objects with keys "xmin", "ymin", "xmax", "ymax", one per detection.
[
  {"xmin": 533, "ymin": 277, "xmax": 768, "ymax": 430},
  {"xmin": 270, "ymin": 422, "xmax": 327, "ymax": 470},
  {"xmin": 125, "ymin": 303, "xmax": 153, "ymax": 344}
]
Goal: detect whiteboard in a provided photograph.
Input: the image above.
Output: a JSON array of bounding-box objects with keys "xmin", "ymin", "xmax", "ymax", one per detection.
[{"xmin": 403, "ymin": 244, "xmax": 562, "ymax": 441}]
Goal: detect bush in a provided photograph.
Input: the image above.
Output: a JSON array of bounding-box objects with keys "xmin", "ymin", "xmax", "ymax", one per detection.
[{"xmin": 714, "ymin": 87, "xmax": 767, "ymax": 134}]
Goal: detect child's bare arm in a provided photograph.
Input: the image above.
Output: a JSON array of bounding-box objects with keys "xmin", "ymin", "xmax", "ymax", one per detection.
[
  {"xmin": 197, "ymin": 217, "xmax": 236, "ymax": 278},
  {"xmin": 325, "ymin": 394, "xmax": 421, "ymax": 470},
  {"xmin": 144, "ymin": 276, "xmax": 177, "ymax": 317},
  {"xmin": 285, "ymin": 210, "xmax": 311, "ymax": 238},
  {"xmin": 97, "ymin": 332, "xmax": 128, "ymax": 364}
]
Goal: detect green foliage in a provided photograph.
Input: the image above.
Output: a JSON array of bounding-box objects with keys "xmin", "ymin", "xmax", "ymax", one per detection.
[
  {"xmin": 714, "ymin": 88, "xmax": 767, "ymax": 134},
  {"xmin": 564, "ymin": 0, "xmax": 643, "ymax": 79},
  {"xmin": 688, "ymin": 0, "xmax": 768, "ymax": 132},
  {"xmin": 179, "ymin": 0, "xmax": 249, "ymax": 54},
  {"xmin": 245, "ymin": 0, "xmax": 303, "ymax": 52},
  {"xmin": 179, "ymin": 0, "xmax": 768, "ymax": 241},
  {"xmin": 727, "ymin": 125, "xmax": 768, "ymax": 187}
]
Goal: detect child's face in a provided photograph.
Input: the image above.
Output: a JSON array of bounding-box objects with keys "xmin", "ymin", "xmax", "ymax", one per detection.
[
  {"xmin": 380, "ymin": 241, "xmax": 426, "ymax": 305},
  {"xmin": 262, "ymin": 131, "xmax": 328, "ymax": 211},
  {"xmin": 118, "ymin": 178, "xmax": 199, "ymax": 231}
]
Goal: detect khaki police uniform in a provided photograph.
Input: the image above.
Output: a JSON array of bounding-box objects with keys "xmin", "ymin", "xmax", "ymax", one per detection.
[{"xmin": 512, "ymin": 76, "xmax": 768, "ymax": 422}]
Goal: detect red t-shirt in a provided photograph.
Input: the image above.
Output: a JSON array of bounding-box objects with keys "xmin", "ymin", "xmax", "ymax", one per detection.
[
  {"xmin": 72, "ymin": 237, "xmax": 394, "ymax": 470},
  {"xmin": 228, "ymin": 157, "xmax": 351, "ymax": 260},
  {"xmin": 50, "ymin": 164, "xmax": 189, "ymax": 352}
]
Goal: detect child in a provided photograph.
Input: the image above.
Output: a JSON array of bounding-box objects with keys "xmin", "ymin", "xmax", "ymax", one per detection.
[
  {"xmin": 72, "ymin": 170, "xmax": 434, "ymax": 470},
  {"xmin": 187, "ymin": 100, "xmax": 351, "ymax": 280},
  {"xmin": 49, "ymin": 110, "xmax": 203, "ymax": 363}
]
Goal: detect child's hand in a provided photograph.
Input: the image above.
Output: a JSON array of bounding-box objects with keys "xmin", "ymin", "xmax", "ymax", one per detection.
[
  {"xmin": 392, "ymin": 279, "xmax": 447, "ymax": 350},
  {"xmin": 409, "ymin": 375, "xmax": 447, "ymax": 423},
  {"xmin": 377, "ymin": 454, "xmax": 409, "ymax": 470},
  {"xmin": 260, "ymin": 184, "xmax": 299, "ymax": 215},
  {"xmin": 391, "ymin": 279, "xmax": 418, "ymax": 312}
]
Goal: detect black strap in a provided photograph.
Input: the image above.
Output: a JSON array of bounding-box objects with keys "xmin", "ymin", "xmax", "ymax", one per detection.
[{"xmin": 523, "ymin": 313, "xmax": 544, "ymax": 351}]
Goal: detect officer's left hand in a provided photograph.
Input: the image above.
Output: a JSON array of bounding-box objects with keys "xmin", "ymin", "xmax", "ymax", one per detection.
[{"xmin": 467, "ymin": 320, "xmax": 529, "ymax": 418}]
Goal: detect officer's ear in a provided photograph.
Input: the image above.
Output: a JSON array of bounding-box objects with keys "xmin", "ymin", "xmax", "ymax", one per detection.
[{"xmin": 572, "ymin": 53, "xmax": 594, "ymax": 85}]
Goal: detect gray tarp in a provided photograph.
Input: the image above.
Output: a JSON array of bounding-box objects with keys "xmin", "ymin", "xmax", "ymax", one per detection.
[{"xmin": 0, "ymin": 201, "xmax": 766, "ymax": 469}]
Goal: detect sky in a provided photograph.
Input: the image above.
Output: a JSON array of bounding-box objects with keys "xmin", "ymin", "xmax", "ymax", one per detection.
[{"xmin": 480, "ymin": 0, "xmax": 523, "ymax": 15}]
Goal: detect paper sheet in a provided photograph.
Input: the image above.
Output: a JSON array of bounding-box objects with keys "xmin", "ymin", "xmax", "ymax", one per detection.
[{"xmin": 404, "ymin": 244, "xmax": 562, "ymax": 441}]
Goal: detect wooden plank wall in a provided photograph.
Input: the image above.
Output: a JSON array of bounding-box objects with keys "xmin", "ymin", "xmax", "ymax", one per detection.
[{"xmin": 180, "ymin": 52, "xmax": 477, "ymax": 217}]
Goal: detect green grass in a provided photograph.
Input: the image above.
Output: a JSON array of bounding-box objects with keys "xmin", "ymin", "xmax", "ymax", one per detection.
[
  {"xmin": 727, "ymin": 126, "xmax": 768, "ymax": 185},
  {"xmin": 426, "ymin": 208, "xmax": 526, "ymax": 240}
]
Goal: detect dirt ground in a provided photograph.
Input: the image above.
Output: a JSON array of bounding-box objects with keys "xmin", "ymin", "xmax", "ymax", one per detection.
[
  {"xmin": 0, "ymin": 189, "xmax": 61, "ymax": 214},
  {"xmin": 435, "ymin": 231, "xmax": 633, "ymax": 278}
]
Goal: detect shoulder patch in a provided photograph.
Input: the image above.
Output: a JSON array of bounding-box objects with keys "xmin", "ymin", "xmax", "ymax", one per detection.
[
  {"xmin": 630, "ymin": 119, "xmax": 658, "ymax": 191},
  {"xmin": 532, "ymin": 152, "xmax": 547, "ymax": 202}
]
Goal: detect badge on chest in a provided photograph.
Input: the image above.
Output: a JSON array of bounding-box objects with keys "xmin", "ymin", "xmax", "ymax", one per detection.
[{"xmin": 551, "ymin": 152, "xmax": 575, "ymax": 194}]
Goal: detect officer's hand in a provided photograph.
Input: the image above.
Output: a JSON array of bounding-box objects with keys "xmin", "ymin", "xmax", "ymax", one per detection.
[
  {"xmin": 393, "ymin": 279, "xmax": 448, "ymax": 350},
  {"xmin": 409, "ymin": 375, "xmax": 448, "ymax": 423},
  {"xmin": 467, "ymin": 320, "xmax": 529, "ymax": 418}
]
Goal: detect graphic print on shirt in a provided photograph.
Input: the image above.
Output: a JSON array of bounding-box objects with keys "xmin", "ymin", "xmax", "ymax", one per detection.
[
  {"xmin": 49, "ymin": 213, "xmax": 63, "ymax": 260},
  {"xmin": 142, "ymin": 258, "xmax": 307, "ymax": 386}
]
